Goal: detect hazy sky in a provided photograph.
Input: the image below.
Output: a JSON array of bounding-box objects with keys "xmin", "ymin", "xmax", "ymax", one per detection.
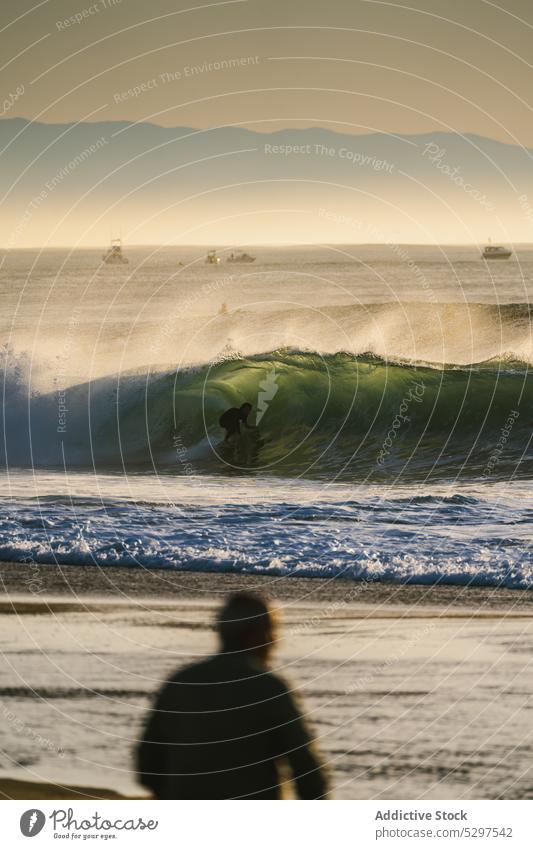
[{"xmin": 3, "ymin": 0, "xmax": 533, "ymax": 144}]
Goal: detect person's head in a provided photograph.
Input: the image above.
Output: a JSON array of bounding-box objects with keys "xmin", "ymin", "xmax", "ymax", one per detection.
[
  {"xmin": 239, "ymin": 402, "xmax": 252, "ymax": 419},
  {"xmin": 216, "ymin": 592, "xmax": 277, "ymax": 664}
]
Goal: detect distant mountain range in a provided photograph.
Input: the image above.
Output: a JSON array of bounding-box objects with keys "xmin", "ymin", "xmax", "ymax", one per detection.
[{"xmin": 1, "ymin": 118, "xmax": 532, "ymax": 246}]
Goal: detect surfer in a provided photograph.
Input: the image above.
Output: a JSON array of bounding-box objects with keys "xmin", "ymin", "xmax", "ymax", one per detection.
[{"xmin": 219, "ymin": 402, "xmax": 255, "ymax": 442}]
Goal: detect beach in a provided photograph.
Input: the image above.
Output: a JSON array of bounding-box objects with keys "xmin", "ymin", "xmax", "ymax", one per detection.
[{"xmin": 1, "ymin": 562, "xmax": 533, "ymax": 800}]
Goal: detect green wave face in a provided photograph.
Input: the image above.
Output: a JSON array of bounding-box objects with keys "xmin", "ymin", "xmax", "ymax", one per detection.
[{"xmin": 113, "ymin": 350, "xmax": 532, "ymax": 481}]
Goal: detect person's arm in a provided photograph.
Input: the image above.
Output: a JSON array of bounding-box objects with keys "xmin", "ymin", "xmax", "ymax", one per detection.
[
  {"xmin": 136, "ymin": 686, "xmax": 171, "ymax": 798},
  {"xmin": 271, "ymin": 681, "xmax": 329, "ymax": 799}
]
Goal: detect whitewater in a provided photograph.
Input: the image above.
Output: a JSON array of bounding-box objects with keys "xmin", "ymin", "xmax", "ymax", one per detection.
[{"xmin": 1, "ymin": 244, "xmax": 531, "ymax": 589}]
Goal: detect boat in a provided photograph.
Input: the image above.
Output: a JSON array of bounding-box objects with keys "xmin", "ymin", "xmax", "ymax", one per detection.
[
  {"xmin": 481, "ymin": 240, "xmax": 512, "ymax": 260},
  {"xmin": 227, "ymin": 251, "xmax": 255, "ymax": 263},
  {"xmin": 206, "ymin": 249, "xmax": 221, "ymax": 264},
  {"xmin": 102, "ymin": 238, "xmax": 128, "ymax": 265}
]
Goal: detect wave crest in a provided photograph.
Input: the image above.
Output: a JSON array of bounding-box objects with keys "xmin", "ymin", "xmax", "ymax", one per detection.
[{"xmin": 3, "ymin": 349, "xmax": 532, "ymax": 481}]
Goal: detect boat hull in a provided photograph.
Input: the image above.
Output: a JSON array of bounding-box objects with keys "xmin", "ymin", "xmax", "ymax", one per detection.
[{"xmin": 227, "ymin": 257, "xmax": 255, "ymax": 263}]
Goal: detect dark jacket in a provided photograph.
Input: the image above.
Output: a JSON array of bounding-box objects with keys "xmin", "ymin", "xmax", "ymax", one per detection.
[
  {"xmin": 219, "ymin": 407, "xmax": 245, "ymax": 436},
  {"xmin": 137, "ymin": 652, "xmax": 328, "ymax": 799}
]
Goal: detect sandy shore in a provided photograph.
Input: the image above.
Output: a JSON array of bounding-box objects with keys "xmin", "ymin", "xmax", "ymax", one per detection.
[
  {"xmin": 2, "ymin": 559, "xmax": 533, "ymax": 610},
  {"xmin": 1, "ymin": 561, "xmax": 533, "ymax": 800}
]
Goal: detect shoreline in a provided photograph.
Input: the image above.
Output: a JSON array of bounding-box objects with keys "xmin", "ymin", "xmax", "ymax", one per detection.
[{"xmin": 1, "ymin": 560, "xmax": 533, "ymax": 611}]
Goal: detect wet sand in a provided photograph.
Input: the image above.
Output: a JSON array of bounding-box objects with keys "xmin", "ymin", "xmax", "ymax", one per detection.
[
  {"xmin": 2, "ymin": 559, "xmax": 533, "ymax": 610},
  {"xmin": 1, "ymin": 561, "xmax": 533, "ymax": 800}
]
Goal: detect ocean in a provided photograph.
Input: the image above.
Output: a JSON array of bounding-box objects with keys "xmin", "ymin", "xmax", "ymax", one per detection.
[{"xmin": 1, "ymin": 244, "xmax": 532, "ymax": 589}]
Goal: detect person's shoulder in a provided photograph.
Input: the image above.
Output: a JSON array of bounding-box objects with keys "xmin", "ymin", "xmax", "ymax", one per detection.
[
  {"xmin": 162, "ymin": 657, "xmax": 295, "ymax": 696},
  {"xmin": 156, "ymin": 657, "xmax": 213, "ymax": 698},
  {"xmin": 261, "ymin": 668, "xmax": 294, "ymax": 698},
  {"xmin": 164, "ymin": 656, "xmax": 217, "ymax": 686}
]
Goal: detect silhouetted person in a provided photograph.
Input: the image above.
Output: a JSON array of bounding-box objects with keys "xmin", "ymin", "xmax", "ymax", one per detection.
[
  {"xmin": 219, "ymin": 402, "xmax": 255, "ymax": 442},
  {"xmin": 137, "ymin": 592, "xmax": 328, "ymax": 799}
]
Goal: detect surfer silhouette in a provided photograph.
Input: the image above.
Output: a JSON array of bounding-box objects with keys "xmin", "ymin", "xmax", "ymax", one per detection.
[{"xmin": 219, "ymin": 402, "xmax": 255, "ymax": 442}]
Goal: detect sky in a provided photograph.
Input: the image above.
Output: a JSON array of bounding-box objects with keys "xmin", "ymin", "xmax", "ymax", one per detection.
[
  {"xmin": 3, "ymin": 0, "xmax": 533, "ymax": 144},
  {"xmin": 2, "ymin": 0, "xmax": 533, "ymax": 246}
]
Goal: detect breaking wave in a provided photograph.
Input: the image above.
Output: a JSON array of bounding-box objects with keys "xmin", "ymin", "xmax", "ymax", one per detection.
[{"xmin": 2, "ymin": 349, "xmax": 532, "ymax": 481}]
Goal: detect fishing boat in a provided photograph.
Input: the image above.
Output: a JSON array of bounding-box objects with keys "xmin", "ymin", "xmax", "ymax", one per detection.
[
  {"xmin": 227, "ymin": 251, "xmax": 256, "ymax": 263},
  {"xmin": 481, "ymin": 241, "xmax": 512, "ymax": 260},
  {"xmin": 206, "ymin": 249, "xmax": 221, "ymax": 264},
  {"xmin": 102, "ymin": 238, "xmax": 128, "ymax": 265}
]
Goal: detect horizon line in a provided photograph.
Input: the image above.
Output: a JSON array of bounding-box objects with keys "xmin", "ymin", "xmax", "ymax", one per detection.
[{"xmin": 4, "ymin": 242, "xmax": 532, "ymax": 251}]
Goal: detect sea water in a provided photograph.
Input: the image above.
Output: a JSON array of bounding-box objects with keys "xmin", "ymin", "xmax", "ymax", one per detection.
[{"xmin": 0, "ymin": 244, "xmax": 531, "ymax": 589}]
